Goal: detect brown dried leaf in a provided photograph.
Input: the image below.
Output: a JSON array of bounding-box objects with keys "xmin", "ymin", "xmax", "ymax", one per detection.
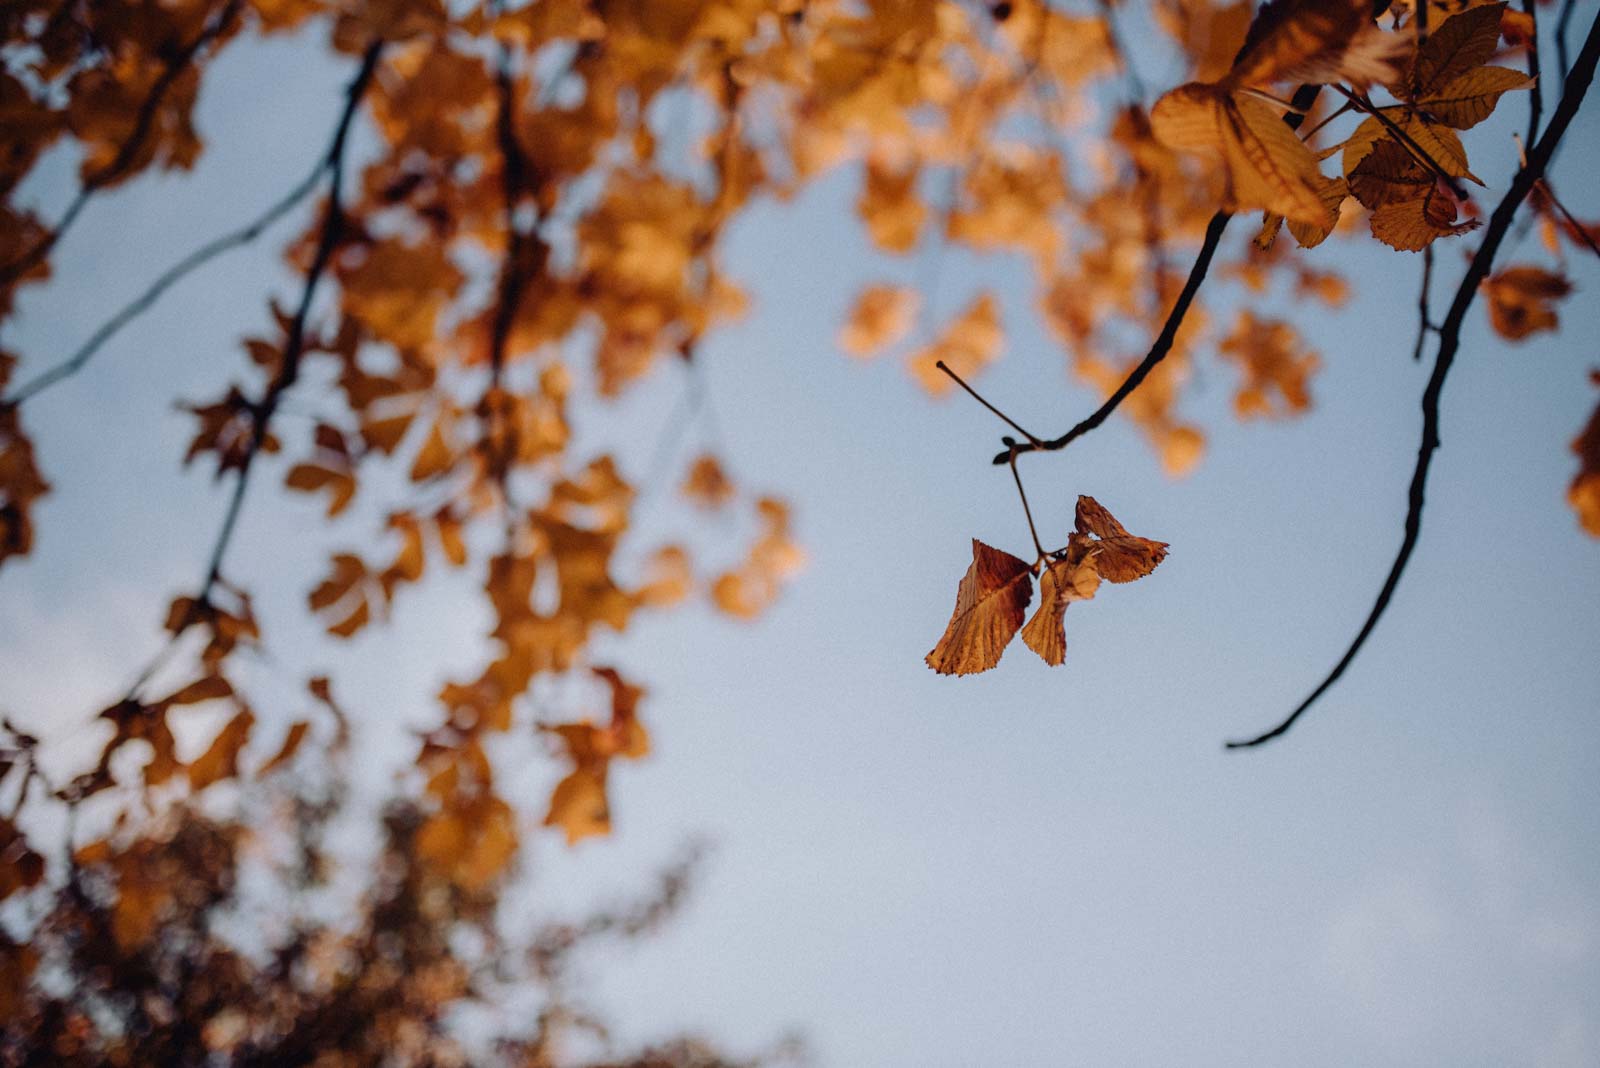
[
  {"xmin": 257, "ymin": 720, "xmax": 310, "ymax": 776},
  {"xmin": 1074, "ymin": 496, "xmax": 1170, "ymax": 582},
  {"xmin": 1570, "ymin": 371, "xmax": 1600, "ymax": 538},
  {"xmin": 1019, "ymin": 539, "xmax": 1102, "ymax": 666},
  {"xmin": 1482, "ymin": 266, "xmax": 1572, "ymax": 340},
  {"xmin": 1150, "ymin": 84, "xmax": 1331, "ymax": 225},
  {"xmin": 1409, "ymin": 3, "xmax": 1508, "ymax": 99},
  {"xmin": 925, "ymin": 540, "xmax": 1034, "ymax": 675}
]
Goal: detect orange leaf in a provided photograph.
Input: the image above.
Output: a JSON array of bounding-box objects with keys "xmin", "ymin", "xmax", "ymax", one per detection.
[
  {"xmin": 1482, "ymin": 266, "xmax": 1572, "ymax": 340},
  {"xmin": 925, "ymin": 540, "xmax": 1034, "ymax": 675},
  {"xmin": 188, "ymin": 709, "xmax": 254, "ymax": 791},
  {"xmin": 908, "ymin": 292, "xmax": 1003, "ymax": 397},
  {"xmin": 1074, "ymin": 496, "xmax": 1170, "ymax": 583},
  {"xmin": 838, "ymin": 284, "xmax": 918, "ymax": 358},
  {"xmin": 257, "ymin": 720, "xmax": 310, "ymax": 776},
  {"xmin": 543, "ymin": 767, "xmax": 610, "ymax": 845},
  {"xmin": 1569, "ymin": 371, "xmax": 1600, "ymax": 538},
  {"xmin": 1019, "ymin": 539, "xmax": 1102, "ymax": 666}
]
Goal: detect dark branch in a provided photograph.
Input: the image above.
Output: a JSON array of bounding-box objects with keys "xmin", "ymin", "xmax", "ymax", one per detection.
[
  {"xmin": 1, "ymin": 161, "xmax": 327, "ymax": 411},
  {"xmin": 1008, "ymin": 448, "xmax": 1046, "ymax": 560},
  {"xmin": 1524, "ymin": 0, "xmax": 1543, "ymax": 145},
  {"xmin": 1411, "ymin": 245, "xmax": 1433, "ymax": 362},
  {"xmin": 991, "ymin": 83, "xmax": 1323, "ymax": 466},
  {"xmin": 991, "ymin": 210, "xmax": 1231, "ymax": 465},
  {"xmin": 1227, "ymin": 8, "xmax": 1600, "ymax": 749},
  {"xmin": 1557, "ymin": 0, "xmax": 1577, "ymax": 83},
  {"xmin": 0, "ymin": 0, "xmax": 243, "ymax": 287},
  {"xmin": 936, "ymin": 360, "xmax": 1041, "ymax": 445},
  {"xmin": 489, "ymin": 39, "xmax": 533, "ymax": 386},
  {"xmin": 135, "ymin": 41, "xmax": 385, "ymax": 685}
]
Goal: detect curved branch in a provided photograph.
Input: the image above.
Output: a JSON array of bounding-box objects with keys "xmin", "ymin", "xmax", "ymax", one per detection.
[
  {"xmin": 991, "ymin": 210, "xmax": 1231, "ymax": 465},
  {"xmin": 1227, "ymin": 9, "xmax": 1600, "ymax": 749},
  {"xmin": 195, "ymin": 40, "xmax": 384, "ymax": 594},
  {"xmin": 1, "ymin": 161, "xmax": 327, "ymax": 410},
  {"xmin": 993, "ymin": 83, "xmax": 1324, "ymax": 466}
]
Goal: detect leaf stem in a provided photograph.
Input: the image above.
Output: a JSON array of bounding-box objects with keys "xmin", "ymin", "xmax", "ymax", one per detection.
[{"xmin": 1008, "ymin": 447, "xmax": 1046, "ymax": 561}]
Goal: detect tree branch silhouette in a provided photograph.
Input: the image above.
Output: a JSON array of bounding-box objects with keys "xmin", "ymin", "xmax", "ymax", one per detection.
[
  {"xmin": 992, "ymin": 83, "xmax": 1324, "ymax": 467},
  {"xmin": 147, "ymin": 40, "xmax": 385, "ymax": 680},
  {"xmin": 1412, "ymin": 246, "xmax": 1434, "ymax": 362},
  {"xmin": 990, "ymin": 209, "xmax": 1231, "ymax": 465},
  {"xmin": 0, "ymin": 159, "xmax": 328, "ymax": 411},
  {"xmin": 1227, "ymin": 9, "xmax": 1600, "ymax": 749}
]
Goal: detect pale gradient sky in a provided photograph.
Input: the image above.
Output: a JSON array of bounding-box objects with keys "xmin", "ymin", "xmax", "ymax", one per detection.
[{"xmin": 2, "ymin": 20, "xmax": 1598, "ymax": 1068}]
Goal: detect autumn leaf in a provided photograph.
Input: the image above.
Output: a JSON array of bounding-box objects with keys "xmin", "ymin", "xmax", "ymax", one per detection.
[
  {"xmin": 1150, "ymin": 84, "xmax": 1332, "ymax": 225},
  {"xmin": 839, "ymin": 284, "xmax": 919, "ymax": 358},
  {"xmin": 711, "ymin": 497, "xmax": 805, "ymax": 619},
  {"xmin": 1073, "ymin": 496, "xmax": 1169, "ymax": 584},
  {"xmin": 1219, "ymin": 311, "xmax": 1320, "ymax": 419},
  {"xmin": 925, "ymin": 540, "xmax": 1033, "ymax": 675},
  {"xmin": 541, "ymin": 667, "xmax": 650, "ymax": 844},
  {"xmin": 1349, "ymin": 143, "xmax": 1478, "ymax": 251},
  {"xmin": 257, "ymin": 720, "xmax": 310, "ymax": 776},
  {"xmin": 1419, "ymin": 66, "xmax": 1534, "ymax": 129},
  {"xmin": 1019, "ymin": 537, "xmax": 1101, "ymax": 666},
  {"xmin": 285, "ymin": 462, "xmax": 356, "ymax": 517},
  {"xmin": 1224, "ymin": 0, "xmax": 1405, "ymax": 90},
  {"xmin": 857, "ymin": 157, "xmax": 927, "ymax": 253},
  {"xmin": 1482, "ymin": 267, "xmax": 1573, "ymax": 340},
  {"xmin": 681, "ymin": 453, "xmax": 735, "ymax": 510},
  {"xmin": 1407, "ymin": 3, "xmax": 1509, "ymax": 101},
  {"xmin": 1570, "ymin": 371, "xmax": 1600, "ymax": 538}
]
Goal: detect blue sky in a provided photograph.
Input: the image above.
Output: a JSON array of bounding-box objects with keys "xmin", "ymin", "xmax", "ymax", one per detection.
[{"xmin": 2, "ymin": 19, "xmax": 1598, "ymax": 1068}]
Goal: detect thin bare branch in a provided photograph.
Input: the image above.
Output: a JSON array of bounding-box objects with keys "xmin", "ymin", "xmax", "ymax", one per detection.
[
  {"xmin": 1557, "ymin": 0, "xmax": 1577, "ymax": 82},
  {"xmin": 1524, "ymin": 0, "xmax": 1544, "ymax": 145},
  {"xmin": 992, "ymin": 83, "xmax": 1323, "ymax": 466},
  {"xmin": 1228, "ymin": 8, "xmax": 1600, "ymax": 749},
  {"xmin": 1008, "ymin": 448, "xmax": 1046, "ymax": 560},
  {"xmin": 1412, "ymin": 245, "xmax": 1434, "ymax": 363},
  {"xmin": 991, "ymin": 210, "xmax": 1231, "ymax": 465},
  {"xmin": 134, "ymin": 41, "xmax": 385, "ymax": 700},
  {"xmin": 936, "ymin": 360, "xmax": 1042, "ymax": 445},
  {"xmin": 1, "ymin": 161, "xmax": 327, "ymax": 411}
]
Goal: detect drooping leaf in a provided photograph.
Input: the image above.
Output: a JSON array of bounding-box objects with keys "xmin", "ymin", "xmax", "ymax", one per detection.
[
  {"xmin": 1151, "ymin": 84, "xmax": 1332, "ymax": 225},
  {"xmin": 1225, "ymin": 0, "xmax": 1405, "ymax": 90},
  {"xmin": 925, "ymin": 540, "xmax": 1033, "ymax": 675},
  {"xmin": 1408, "ymin": 3, "xmax": 1508, "ymax": 99},
  {"xmin": 1421, "ymin": 66, "xmax": 1534, "ymax": 129},
  {"xmin": 1019, "ymin": 537, "xmax": 1101, "ymax": 666},
  {"xmin": 1074, "ymin": 496, "xmax": 1170, "ymax": 582}
]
